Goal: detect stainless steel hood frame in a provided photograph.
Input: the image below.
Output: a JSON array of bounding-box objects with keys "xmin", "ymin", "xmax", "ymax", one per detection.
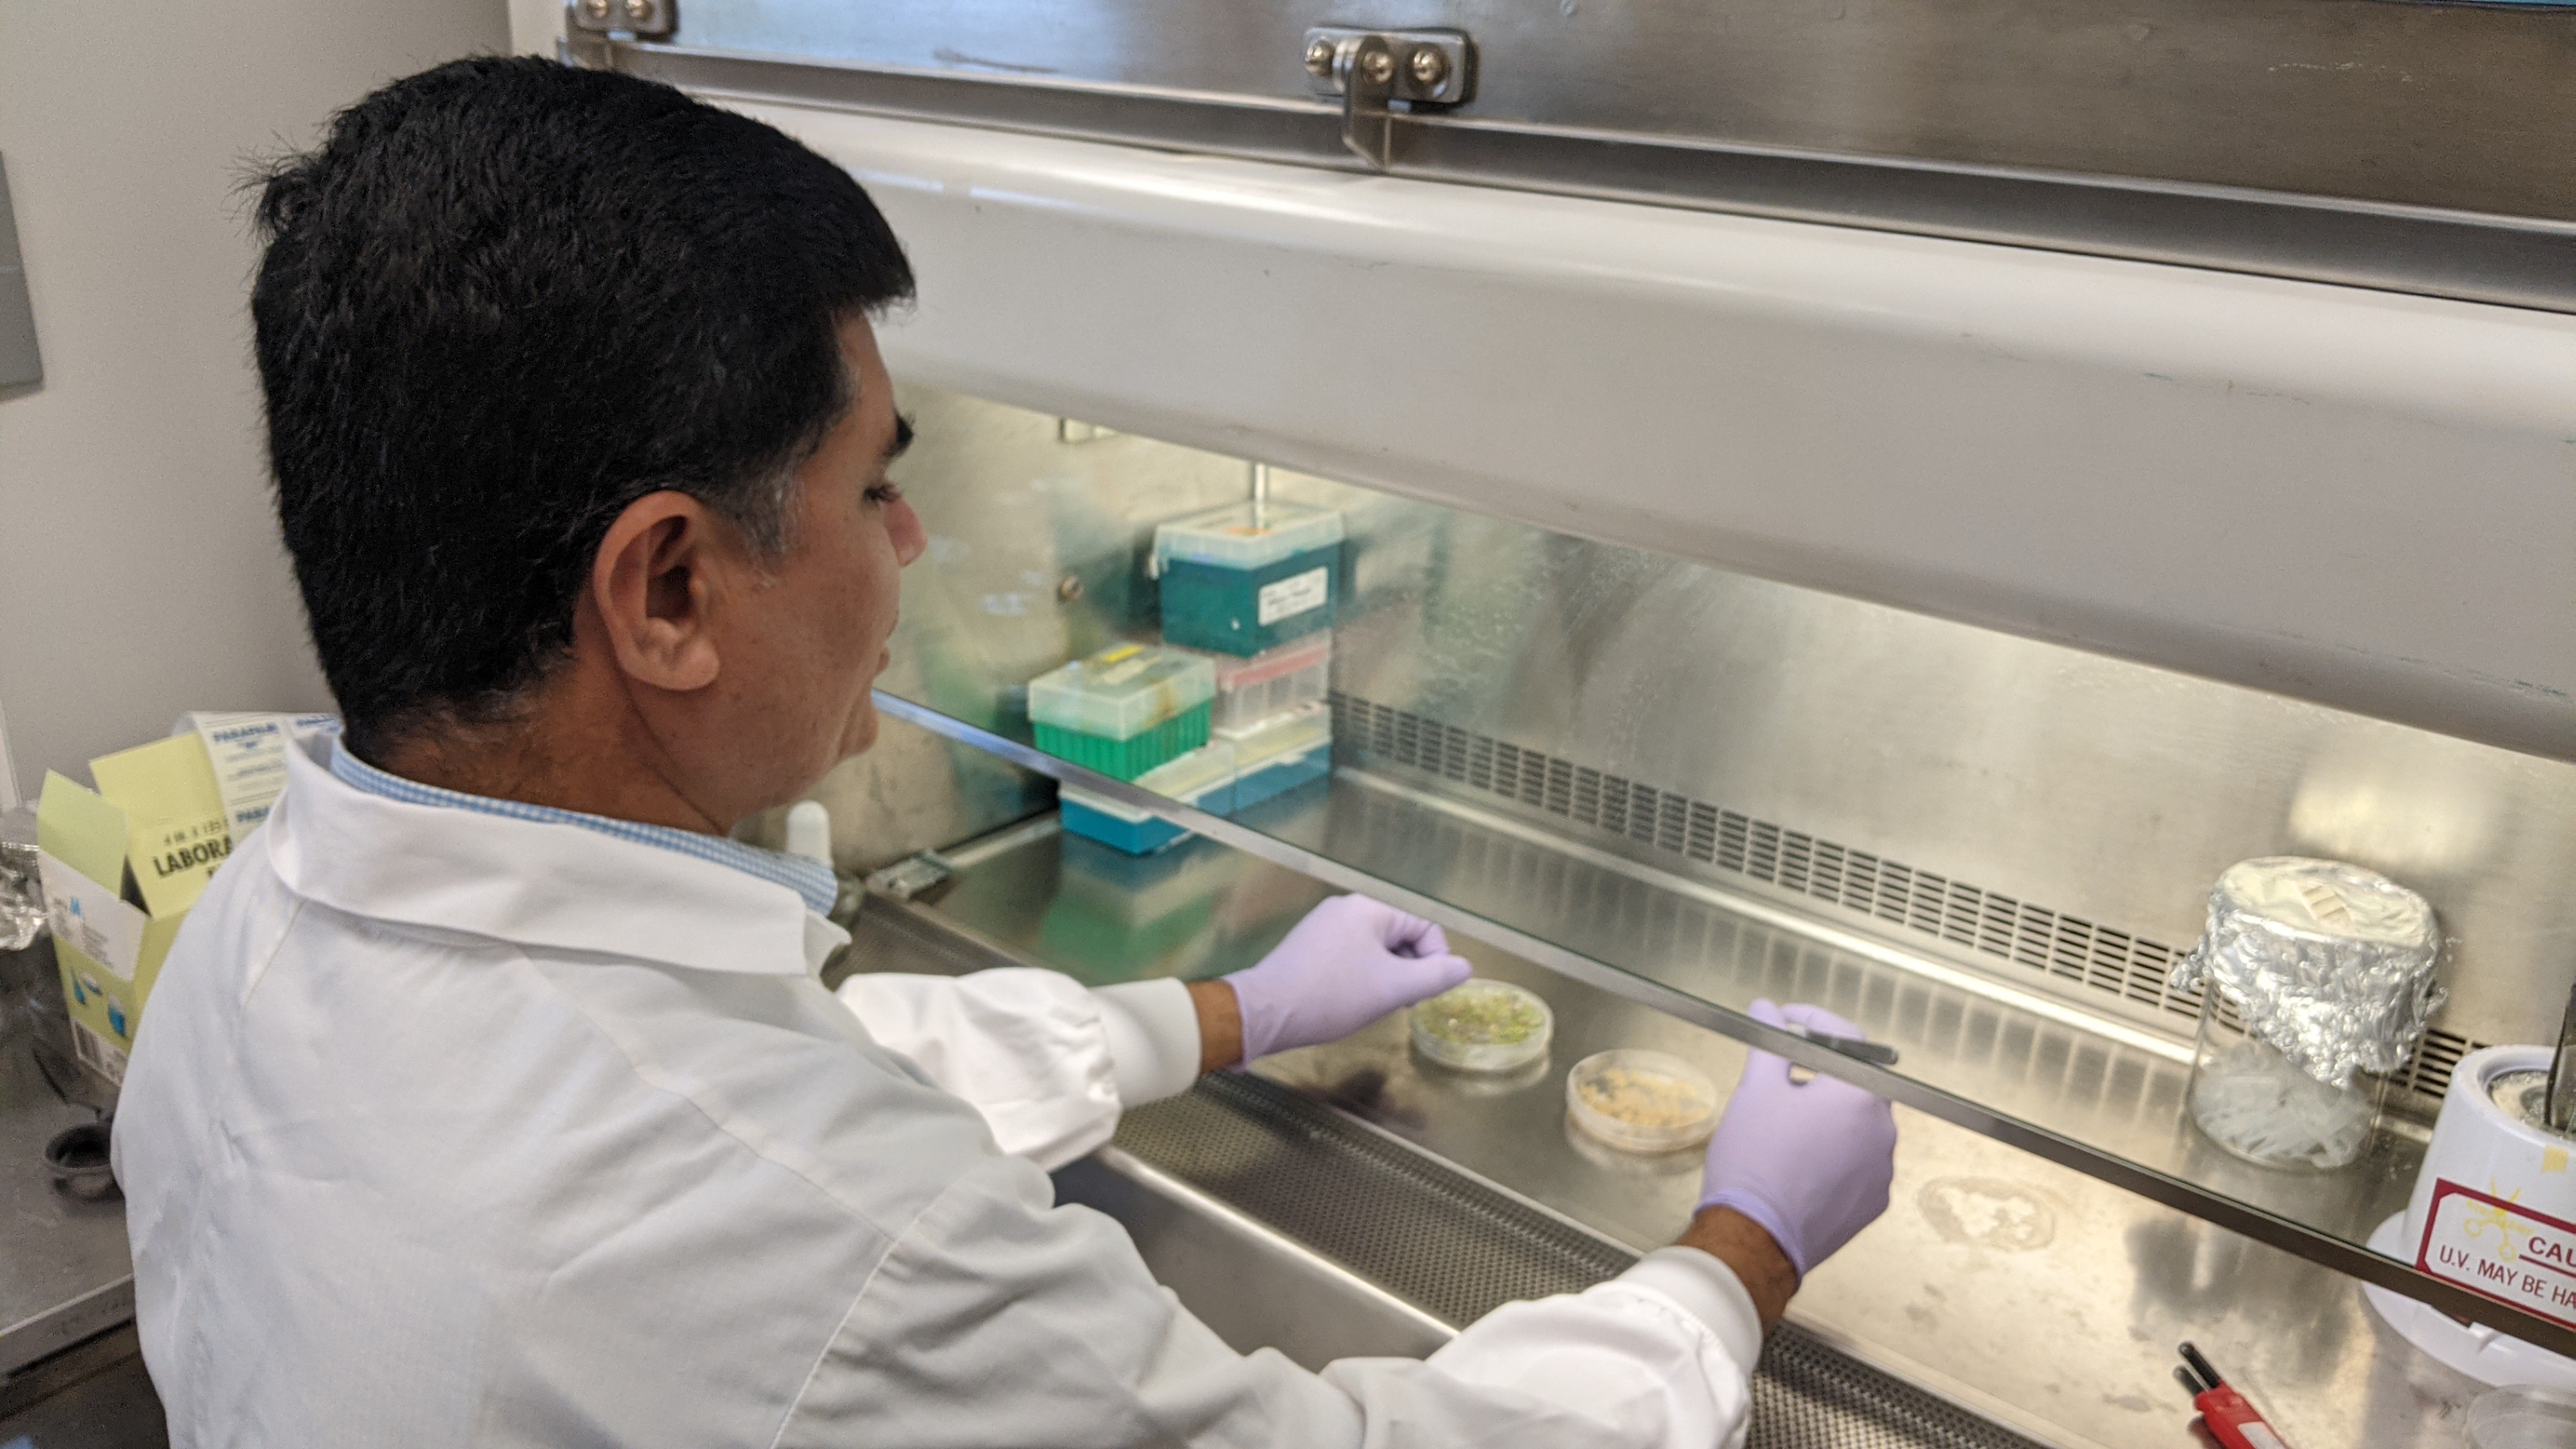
[{"xmin": 572, "ymin": 7, "xmax": 2576, "ymax": 317}]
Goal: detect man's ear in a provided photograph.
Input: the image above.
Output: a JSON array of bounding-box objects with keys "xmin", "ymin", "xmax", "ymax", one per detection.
[{"xmin": 590, "ymin": 491, "xmax": 729, "ymax": 693}]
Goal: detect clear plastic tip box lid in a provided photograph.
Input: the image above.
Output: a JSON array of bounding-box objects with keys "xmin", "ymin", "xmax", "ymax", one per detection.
[
  {"xmin": 1171, "ymin": 635, "xmax": 1333, "ymax": 732},
  {"xmin": 1151, "ymin": 502, "xmax": 1345, "ymax": 572},
  {"xmin": 1027, "ymin": 644, "xmax": 1216, "ymax": 741}
]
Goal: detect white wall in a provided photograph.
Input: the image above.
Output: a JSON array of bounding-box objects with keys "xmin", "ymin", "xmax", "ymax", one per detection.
[
  {"xmin": 509, "ymin": 0, "xmax": 564, "ymax": 55},
  {"xmin": 0, "ymin": 0, "xmax": 511, "ymax": 790}
]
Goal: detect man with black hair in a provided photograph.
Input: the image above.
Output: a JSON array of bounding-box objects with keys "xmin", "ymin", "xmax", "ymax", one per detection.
[{"xmin": 112, "ymin": 56, "xmax": 1895, "ymax": 1448}]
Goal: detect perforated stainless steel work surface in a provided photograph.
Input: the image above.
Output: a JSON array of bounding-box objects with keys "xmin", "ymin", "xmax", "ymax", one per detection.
[
  {"xmin": 1116, "ymin": 1070, "xmax": 1635, "ymax": 1321},
  {"xmin": 1749, "ymin": 1334, "xmax": 2045, "ymax": 1449},
  {"xmin": 1118, "ymin": 1073, "xmax": 2049, "ymax": 1449}
]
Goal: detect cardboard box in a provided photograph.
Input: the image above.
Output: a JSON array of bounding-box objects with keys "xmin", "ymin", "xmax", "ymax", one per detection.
[{"xmin": 35, "ymin": 733, "xmax": 230, "ymax": 1083}]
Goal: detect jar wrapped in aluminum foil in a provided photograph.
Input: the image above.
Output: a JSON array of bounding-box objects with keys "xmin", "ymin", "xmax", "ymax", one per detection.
[
  {"xmin": 1, "ymin": 804, "xmax": 50, "ymax": 1059},
  {"xmin": 2169, "ymin": 857, "xmax": 2443, "ymax": 1170},
  {"xmin": 1, "ymin": 804, "xmax": 44, "ymax": 953}
]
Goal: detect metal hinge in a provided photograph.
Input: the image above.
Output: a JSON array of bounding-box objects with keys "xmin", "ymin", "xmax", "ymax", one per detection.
[
  {"xmin": 864, "ymin": 851, "xmax": 955, "ymax": 904},
  {"xmin": 1301, "ymin": 28, "xmax": 1475, "ymax": 170},
  {"xmin": 567, "ymin": 0, "xmax": 676, "ymax": 40}
]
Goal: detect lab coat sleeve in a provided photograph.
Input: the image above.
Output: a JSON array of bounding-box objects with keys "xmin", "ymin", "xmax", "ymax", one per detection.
[
  {"xmin": 1409, "ymin": 1248, "xmax": 1762, "ymax": 1449},
  {"xmin": 835, "ymin": 971, "xmax": 1201, "ymax": 1170},
  {"xmin": 773, "ymin": 1150, "xmax": 1758, "ymax": 1449}
]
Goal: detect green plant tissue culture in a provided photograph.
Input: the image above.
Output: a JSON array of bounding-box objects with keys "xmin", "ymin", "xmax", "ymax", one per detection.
[{"xmin": 1415, "ymin": 982, "xmax": 1548, "ymax": 1046}]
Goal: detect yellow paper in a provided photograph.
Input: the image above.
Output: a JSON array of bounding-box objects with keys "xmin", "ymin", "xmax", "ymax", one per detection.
[
  {"xmin": 90, "ymin": 735, "xmax": 231, "ymax": 916},
  {"xmin": 36, "ymin": 770, "xmax": 133, "ymax": 890}
]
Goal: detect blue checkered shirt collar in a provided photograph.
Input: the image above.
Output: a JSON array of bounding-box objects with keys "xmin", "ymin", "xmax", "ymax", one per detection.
[{"xmin": 326, "ymin": 737, "xmax": 838, "ymax": 916}]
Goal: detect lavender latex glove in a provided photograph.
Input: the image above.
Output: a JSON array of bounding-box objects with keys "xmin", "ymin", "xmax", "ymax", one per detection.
[
  {"xmin": 1226, "ymin": 895, "xmax": 1473, "ymax": 1061},
  {"xmin": 1697, "ymin": 1000, "xmax": 1898, "ymax": 1277}
]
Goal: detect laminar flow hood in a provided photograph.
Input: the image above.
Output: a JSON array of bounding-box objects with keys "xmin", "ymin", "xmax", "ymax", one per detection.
[
  {"xmin": 574, "ymin": 0, "xmax": 2576, "ymax": 1373},
  {"xmin": 726, "ymin": 101, "xmax": 2576, "ymax": 763}
]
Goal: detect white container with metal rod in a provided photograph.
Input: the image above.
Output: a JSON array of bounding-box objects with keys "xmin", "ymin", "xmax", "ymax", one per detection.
[{"xmin": 2366, "ymin": 987, "xmax": 2576, "ymax": 1389}]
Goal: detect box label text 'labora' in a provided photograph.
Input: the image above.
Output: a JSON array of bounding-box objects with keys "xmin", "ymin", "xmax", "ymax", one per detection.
[{"xmin": 2418, "ymin": 1179, "xmax": 2576, "ymax": 1328}]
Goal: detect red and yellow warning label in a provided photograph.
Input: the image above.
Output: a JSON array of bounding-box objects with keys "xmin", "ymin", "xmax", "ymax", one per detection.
[{"xmin": 2418, "ymin": 1179, "xmax": 2576, "ymax": 1328}]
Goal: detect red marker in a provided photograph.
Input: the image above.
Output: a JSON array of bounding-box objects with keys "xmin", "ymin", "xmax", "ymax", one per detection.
[{"xmin": 2176, "ymin": 1342, "xmax": 2292, "ymax": 1449}]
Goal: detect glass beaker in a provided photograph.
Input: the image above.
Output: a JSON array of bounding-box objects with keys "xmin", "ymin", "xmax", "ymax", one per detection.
[{"xmin": 2187, "ymin": 989, "xmax": 2387, "ymax": 1171}]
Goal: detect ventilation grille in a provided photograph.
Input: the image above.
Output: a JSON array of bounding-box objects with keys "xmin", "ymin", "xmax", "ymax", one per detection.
[{"xmin": 1330, "ymin": 693, "xmax": 2479, "ymax": 1105}]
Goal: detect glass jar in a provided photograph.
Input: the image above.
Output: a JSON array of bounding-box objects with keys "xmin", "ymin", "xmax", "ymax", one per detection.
[
  {"xmin": 2171, "ymin": 857, "xmax": 2443, "ymax": 1173},
  {"xmin": 2188, "ymin": 993, "xmax": 2388, "ymax": 1170}
]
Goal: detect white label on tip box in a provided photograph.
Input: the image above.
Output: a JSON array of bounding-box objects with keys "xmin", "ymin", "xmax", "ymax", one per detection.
[
  {"xmin": 2416, "ymin": 1179, "xmax": 2576, "ymax": 1328},
  {"xmin": 1256, "ymin": 567, "xmax": 1329, "ymax": 627}
]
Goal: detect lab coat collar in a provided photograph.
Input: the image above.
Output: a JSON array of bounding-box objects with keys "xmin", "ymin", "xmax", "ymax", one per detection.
[{"xmin": 265, "ymin": 732, "xmax": 848, "ymax": 977}]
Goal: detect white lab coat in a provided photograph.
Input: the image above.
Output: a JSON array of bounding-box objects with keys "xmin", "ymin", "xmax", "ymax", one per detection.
[{"xmin": 113, "ymin": 731, "xmax": 1762, "ymax": 1447}]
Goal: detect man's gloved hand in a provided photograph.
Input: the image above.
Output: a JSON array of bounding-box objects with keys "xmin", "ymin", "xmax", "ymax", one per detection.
[
  {"xmin": 1225, "ymin": 895, "xmax": 1473, "ymax": 1061},
  {"xmin": 1697, "ymin": 1000, "xmax": 1898, "ymax": 1278}
]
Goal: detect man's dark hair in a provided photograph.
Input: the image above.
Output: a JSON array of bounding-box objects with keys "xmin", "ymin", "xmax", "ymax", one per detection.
[{"xmin": 251, "ymin": 57, "xmax": 913, "ymax": 758}]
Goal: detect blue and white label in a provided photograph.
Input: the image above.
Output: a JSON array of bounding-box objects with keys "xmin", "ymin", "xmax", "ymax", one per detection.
[
  {"xmin": 72, "ymin": 1019, "xmax": 130, "ymax": 1083},
  {"xmin": 36, "ymin": 850, "xmax": 144, "ymax": 979},
  {"xmin": 181, "ymin": 710, "xmax": 339, "ymax": 839}
]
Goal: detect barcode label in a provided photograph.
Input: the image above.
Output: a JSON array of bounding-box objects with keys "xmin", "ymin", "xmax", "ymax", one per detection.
[{"xmin": 72, "ymin": 1019, "xmax": 129, "ymax": 1084}]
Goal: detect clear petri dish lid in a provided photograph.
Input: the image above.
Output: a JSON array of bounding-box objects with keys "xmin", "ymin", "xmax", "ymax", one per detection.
[
  {"xmin": 2469, "ymin": 1385, "xmax": 2576, "ymax": 1449},
  {"xmin": 1566, "ymin": 1049, "xmax": 1720, "ymax": 1152},
  {"xmin": 1411, "ymin": 980, "xmax": 1553, "ymax": 1073}
]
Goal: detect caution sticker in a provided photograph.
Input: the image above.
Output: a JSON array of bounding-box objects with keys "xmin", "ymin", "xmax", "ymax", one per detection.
[{"xmin": 2417, "ymin": 1179, "xmax": 2576, "ymax": 1328}]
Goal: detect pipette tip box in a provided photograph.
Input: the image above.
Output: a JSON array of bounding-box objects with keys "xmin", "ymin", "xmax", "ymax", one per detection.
[
  {"xmin": 1057, "ymin": 702, "xmax": 1338, "ymax": 855},
  {"xmin": 1217, "ymin": 701, "xmax": 1332, "ymax": 811},
  {"xmin": 1028, "ymin": 643, "xmax": 1216, "ymax": 780},
  {"xmin": 1060, "ymin": 794, "xmax": 1190, "ymax": 855},
  {"xmin": 1152, "ymin": 502, "xmax": 1344, "ymax": 656},
  {"xmin": 1232, "ymin": 747, "xmax": 1330, "ymax": 812},
  {"xmin": 1060, "ymin": 741, "xmax": 1236, "ymax": 855},
  {"xmin": 1169, "ymin": 634, "xmax": 1333, "ymax": 732}
]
